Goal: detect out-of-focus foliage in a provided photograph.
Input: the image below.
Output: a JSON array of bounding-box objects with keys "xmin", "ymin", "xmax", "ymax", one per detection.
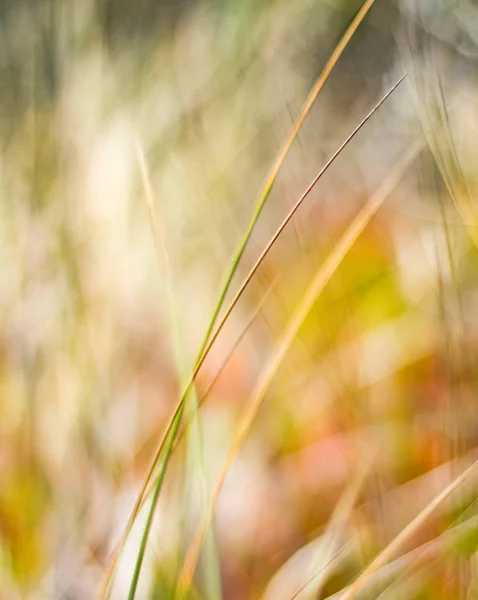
[{"xmin": 1, "ymin": 0, "xmax": 478, "ymax": 599}]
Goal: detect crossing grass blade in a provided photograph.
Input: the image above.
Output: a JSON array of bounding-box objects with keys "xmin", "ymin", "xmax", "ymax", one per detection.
[
  {"xmin": 175, "ymin": 141, "xmax": 423, "ymax": 598},
  {"xmin": 99, "ymin": 277, "xmax": 277, "ymax": 599},
  {"xmin": 338, "ymin": 459, "xmax": 478, "ymax": 600},
  {"xmin": 288, "ymin": 457, "xmax": 372, "ymax": 600},
  {"xmin": 101, "ymin": 3, "xmax": 378, "ymax": 596},
  {"xmin": 324, "ymin": 513, "xmax": 478, "ymax": 599},
  {"xmin": 122, "ymin": 72, "xmax": 405, "ymax": 600},
  {"xmin": 129, "ymin": 274, "xmax": 280, "ymax": 478},
  {"xmin": 114, "ymin": 73, "xmax": 405, "ymax": 596}
]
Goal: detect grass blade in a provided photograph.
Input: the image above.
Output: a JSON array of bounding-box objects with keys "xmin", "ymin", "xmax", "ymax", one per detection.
[
  {"xmin": 289, "ymin": 458, "xmax": 372, "ymax": 600},
  {"xmin": 124, "ymin": 74, "xmax": 405, "ymax": 600},
  {"xmin": 338, "ymin": 460, "xmax": 478, "ymax": 600},
  {"xmin": 175, "ymin": 141, "xmax": 423, "ymax": 598},
  {"xmin": 324, "ymin": 514, "xmax": 478, "ymax": 599},
  {"xmin": 99, "ymin": 276, "xmax": 277, "ymax": 598},
  {"xmin": 102, "ymin": 3, "xmax": 379, "ymax": 596}
]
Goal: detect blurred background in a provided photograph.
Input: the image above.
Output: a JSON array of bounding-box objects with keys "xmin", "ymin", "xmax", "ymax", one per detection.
[{"xmin": 2, "ymin": 0, "xmax": 478, "ymax": 598}]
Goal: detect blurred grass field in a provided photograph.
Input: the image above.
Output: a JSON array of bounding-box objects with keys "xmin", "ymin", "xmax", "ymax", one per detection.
[{"xmin": 2, "ymin": 0, "xmax": 478, "ymax": 598}]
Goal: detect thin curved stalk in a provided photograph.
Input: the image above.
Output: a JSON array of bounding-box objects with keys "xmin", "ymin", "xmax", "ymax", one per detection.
[
  {"xmin": 339, "ymin": 460, "xmax": 478, "ymax": 600},
  {"xmin": 103, "ymin": 2, "xmax": 378, "ymax": 597},
  {"xmin": 121, "ymin": 70, "xmax": 403, "ymax": 600},
  {"xmin": 175, "ymin": 142, "xmax": 422, "ymax": 598}
]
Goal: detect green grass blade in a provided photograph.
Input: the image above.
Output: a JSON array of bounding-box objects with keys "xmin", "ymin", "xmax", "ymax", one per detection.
[
  {"xmin": 176, "ymin": 141, "xmax": 423, "ymax": 598},
  {"xmin": 105, "ymin": 3, "xmax": 379, "ymax": 597},
  {"xmin": 120, "ymin": 71, "xmax": 402, "ymax": 600}
]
